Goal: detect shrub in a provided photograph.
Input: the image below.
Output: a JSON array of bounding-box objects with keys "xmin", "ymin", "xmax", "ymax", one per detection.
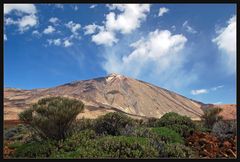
[
  {"xmin": 71, "ymin": 118, "xmax": 95, "ymax": 133},
  {"xmin": 94, "ymin": 112, "xmax": 134, "ymax": 136},
  {"xmin": 156, "ymin": 112, "xmax": 196, "ymax": 137},
  {"xmin": 94, "ymin": 136, "xmax": 159, "ymax": 158},
  {"xmin": 212, "ymin": 120, "xmax": 237, "ymax": 140},
  {"xmin": 51, "ymin": 135, "xmax": 159, "ymax": 158},
  {"xmin": 201, "ymin": 107, "xmax": 223, "ymax": 129},
  {"xmin": 151, "ymin": 127, "xmax": 184, "ymax": 144},
  {"xmin": 13, "ymin": 140, "xmax": 57, "ymax": 158},
  {"xmin": 159, "ymin": 143, "xmax": 195, "ymax": 158},
  {"xmin": 146, "ymin": 117, "xmax": 159, "ymax": 127},
  {"xmin": 19, "ymin": 97, "xmax": 84, "ymax": 140},
  {"xmin": 4, "ymin": 124, "xmax": 29, "ymax": 141}
]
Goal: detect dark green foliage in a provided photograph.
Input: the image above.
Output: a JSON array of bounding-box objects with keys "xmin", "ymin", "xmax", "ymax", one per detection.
[
  {"xmin": 71, "ymin": 118, "xmax": 95, "ymax": 132},
  {"xmin": 94, "ymin": 112, "xmax": 134, "ymax": 136},
  {"xmin": 93, "ymin": 136, "xmax": 159, "ymax": 158},
  {"xmin": 19, "ymin": 97, "xmax": 84, "ymax": 140},
  {"xmin": 201, "ymin": 108, "xmax": 223, "ymax": 129},
  {"xmin": 159, "ymin": 143, "xmax": 195, "ymax": 158},
  {"xmin": 194, "ymin": 121, "xmax": 211, "ymax": 132},
  {"xmin": 156, "ymin": 112, "xmax": 196, "ymax": 137},
  {"xmin": 212, "ymin": 120, "xmax": 237, "ymax": 140},
  {"xmin": 146, "ymin": 117, "xmax": 159, "ymax": 127},
  {"xmin": 13, "ymin": 140, "xmax": 57, "ymax": 158},
  {"xmin": 151, "ymin": 127, "xmax": 184, "ymax": 144}
]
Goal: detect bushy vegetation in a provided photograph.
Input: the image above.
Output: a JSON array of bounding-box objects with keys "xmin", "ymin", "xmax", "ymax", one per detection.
[
  {"xmin": 159, "ymin": 143, "xmax": 195, "ymax": 158},
  {"xmin": 93, "ymin": 112, "xmax": 134, "ymax": 136},
  {"xmin": 155, "ymin": 112, "xmax": 196, "ymax": 137},
  {"xmin": 201, "ymin": 108, "xmax": 223, "ymax": 129},
  {"xmin": 19, "ymin": 97, "xmax": 84, "ymax": 140},
  {"xmin": 212, "ymin": 120, "xmax": 237, "ymax": 140},
  {"xmin": 6, "ymin": 101, "xmax": 235, "ymax": 159},
  {"xmin": 151, "ymin": 127, "xmax": 184, "ymax": 144}
]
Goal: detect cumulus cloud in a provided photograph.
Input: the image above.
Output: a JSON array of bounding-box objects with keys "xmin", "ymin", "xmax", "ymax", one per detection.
[
  {"xmin": 32, "ymin": 30, "xmax": 41, "ymax": 38},
  {"xmin": 43, "ymin": 25, "xmax": 55, "ymax": 34},
  {"xmin": 92, "ymin": 30, "xmax": 118, "ymax": 46},
  {"xmin": 102, "ymin": 29, "xmax": 194, "ymax": 89},
  {"xmin": 4, "ymin": 4, "xmax": 37, "ymax": 15},
  {"xmin": 91, "ymin": 4, "xmax": 150, "ymax": 46},
  {"xmin": 65, "ymin": 21, "xmax": 81, "ymax": 35},
  {"xmin": 182, "ymin": 21, "xmax": 197, "ymax": 34},
  {"xmin": 63, "ymin": 39, "xmax": 73, "ymax": 47},
  {"xmin": 191, "ymin": 89, "xmax": 208, "ymax": 95},
  {"xmin": 83, "ymin": 23, "xmax": 103, "ymax": 35},
  {"xmin": 212, "ymin": 15, "xmax": 236, "ymax": 75},
  {"xmin": 4, "ymin": 4, "xmax": 38, "ymax": 33},
  {"xmin": 158, "ymin": 7, "xmax": 169, "ymax": 16},
  {"xmin": 49, "ymin": 17, "xmax": 59, "ymax": 25},
  {"xmin": 4, "ymin": 34, "xmax": 7, "ymax": 41},
  {"xmin": 47, "ymin": 39, "xmax": 61, "ymax": 46}
]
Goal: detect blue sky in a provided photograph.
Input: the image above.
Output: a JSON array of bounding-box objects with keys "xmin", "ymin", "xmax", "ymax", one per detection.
[{"xmin": 4, "ymin": 4, "xmax": 236, "ymax": 104}]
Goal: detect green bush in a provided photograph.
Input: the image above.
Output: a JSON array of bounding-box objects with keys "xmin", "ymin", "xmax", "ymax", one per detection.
[
  {"xmin": 146, "ymin": 117, "xmax": 159, "ymax": 127},
  {"xmin": 156, "ymin": 112, "xmax": 196, "ymax": 137},
  {"xmin": 94, "ymin": 112, "xmax": 134, "ymax": 136},
  {"xmin": 51, "ymin": 135, "xmax": 159, "ymax": 158},
  {"xmin": 71, "ymin": 118, "xmax": 95, "ymax": 132},
  {"xmin": 151, "ymin": 127, "xmax": 184, "ymax": 144},
  {"xmin": 201, "ymin": 107, "xmax": 223, "ymax": 129},
  {"xmin": 13, "ymin": 140, "xmax": 57, "ymax": 158},
  {"xmin": 159, "ymin": 143, "xmax": 195, "ymax": 158},
  {"xmin": 19, "ymin": 97, "xmax": 84, "ymax": 140},
  {"xmin": 94, "ymin": 136, "xmax": 158, "ymax": 158}
]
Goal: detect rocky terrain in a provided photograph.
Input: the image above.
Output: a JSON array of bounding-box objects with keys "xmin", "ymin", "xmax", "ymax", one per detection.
[{"xmin": 4, "ymin": 73, "xmax": 236, "ymax": 121}]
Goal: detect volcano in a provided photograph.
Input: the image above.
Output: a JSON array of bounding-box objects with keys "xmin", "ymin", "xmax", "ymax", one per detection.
[{"xmin": 4, "ymin": 73, "xmax": 234, "ymax": 121}]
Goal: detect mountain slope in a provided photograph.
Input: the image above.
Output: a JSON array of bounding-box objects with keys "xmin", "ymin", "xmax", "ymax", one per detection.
[{"xmin": 4, "ymin": 73, "xmax": 205, "ymax": 120}]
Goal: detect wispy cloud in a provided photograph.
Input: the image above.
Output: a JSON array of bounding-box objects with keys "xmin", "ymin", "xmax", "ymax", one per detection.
[
  {"xmin": 182, "ymin": 21, "xmax": 197, "ymax": 34},
  {"xmin": 43, "ymin": 25, "xmax": 55, "ymax": 34},
  {"xmin": 212, "ymin": 15, "xmax": 236, "ymax": 75},
  {"xmin": 191, "ymin": 85, "xmax": 224, "ymax": 95},
  {"xmin": 158, "ymin": 7, "xmax": 169, "ymax": 16},
  {"xmin": 191, "ymin": 89, "xmax": 208, "ymax": 95}
]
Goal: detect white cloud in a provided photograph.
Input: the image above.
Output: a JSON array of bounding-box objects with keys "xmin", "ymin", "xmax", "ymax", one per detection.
[
  {"xmin": 171, "ymin": 25, "xmax": 176, "ymax": 31},
  {"xmin": 158, "ymin": 7, "xmax": 169, "ymax": 16},
  {"xmin": 18, "ymin": 14, "xmax": 37, "ymax": 32},
  {"xmin": 63, "ymin": 39, "xmax": 73, "ymax": 47},
  {"xmin": 211, "ymin": 85, "xmax": 224, "ymax": 91},
  {"xmin": 90, "ymin": 4, "xmax": 97, "ymax": 9},
  {"xmin": 83, "ymin": 23, "xmax": 103, "ymax": 35},
  {"xmin": 91, "ymin": 4, "xmax": 150, "ymax": 46},
  {"xmin": 49, "ymin": 17, "xmax": 59, "ymax": 25},
  {"xmin": 191, "ymin": 85, "xmax": 224, "ymax": 95},
  {"xmin": 43, "ymin": 25, "xmax": 55, "ymax": 34},
  {"xmin": 32, "ymin": 30, "xmax": 41, "ymax": 37},
  {"xmin": 65, "ymin": 21, "xmax": 81, "ymax": 35},
  {"xmin": 4, "ymin": 17, "xmax": 18, "ymax": 25},
  {"xmin": 191, "ymin": 89, "xmax": 208, "ymax": 95},
  {"xmin": 4, "ymin": 4, "xmax": 38, "ymax": 32},
  {"xmin": 182, "ymin": 21, "xmax": 197, "ymax": 34},
  {"xmin": 212, "ymin": 15, "xmax": 236, "ymax": 75},
  {"xmin": 105, "ymin": 4, "xmax": 150, "ymax": 34},
  {"xmin": 4, "ymin": 34, "xmax": 7, "ymax": 41},
  {"xmin": 4, "ymin": 4, "xmax": 37, "ymax": 15},
  {"xmin": 47, "ymin": 38, "xmax": 61, "ymax": 46},
  {"xmin": 92, "ymin": 30, "xmax": 118, "ymax": 46},
  {"xmin": 103, "ymin": 29, "xmax": 190, "ymax": 88}
]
